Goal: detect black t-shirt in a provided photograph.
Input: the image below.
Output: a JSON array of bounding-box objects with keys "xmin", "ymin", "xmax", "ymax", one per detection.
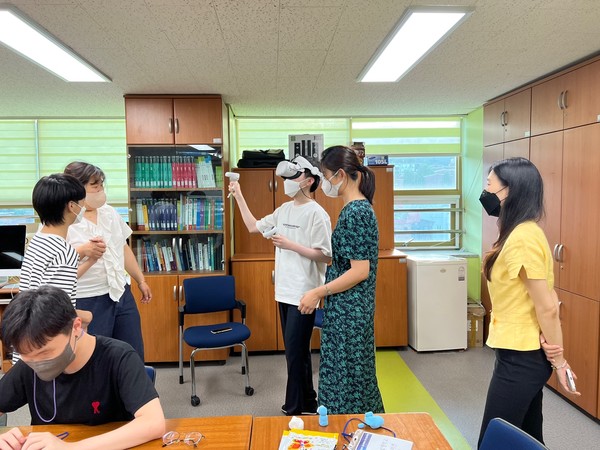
[{"xmin": 0, "ymin": 336, "xmax": 158, "ymax": 425}]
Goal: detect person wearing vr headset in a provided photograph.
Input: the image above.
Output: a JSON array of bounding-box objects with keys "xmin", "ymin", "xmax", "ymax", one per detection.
[{"xmin": 228, "ymin": 156, "xmax": 332, "ymax": 416}]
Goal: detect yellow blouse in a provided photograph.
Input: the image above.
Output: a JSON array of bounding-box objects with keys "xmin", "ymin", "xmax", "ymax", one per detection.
[{"xmin": 486, "ymin": 221, "xmax": 554, "ymax": 350}]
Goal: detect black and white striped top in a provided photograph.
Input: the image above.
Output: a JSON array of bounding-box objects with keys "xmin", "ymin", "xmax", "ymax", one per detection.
[{"xmin": 19, "ymin": 232, "xmax": 79, "ymax": 306}]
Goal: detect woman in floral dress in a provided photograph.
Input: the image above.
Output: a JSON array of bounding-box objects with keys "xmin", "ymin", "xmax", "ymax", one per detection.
[{"xmin": 299, "ymin": 145, "xmax": 384, "ymax": 414}]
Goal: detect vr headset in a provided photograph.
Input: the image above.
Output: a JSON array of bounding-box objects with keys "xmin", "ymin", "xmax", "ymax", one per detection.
[{"xmin": 275, "ymin": 156, "xmax": 321, "ymax": 180}]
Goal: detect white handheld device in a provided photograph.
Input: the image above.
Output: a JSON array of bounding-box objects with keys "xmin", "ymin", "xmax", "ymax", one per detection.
[
  {"xmin": 225, "ymin": 172, "xmax": 240, "ymax": 198},
  {"xmin": 566, "ymin": 367, "xmax": 577, "ymax": 392},
  {"xmin": 262, "ymin": 226, "xmax": 278, "ymax": 239}
]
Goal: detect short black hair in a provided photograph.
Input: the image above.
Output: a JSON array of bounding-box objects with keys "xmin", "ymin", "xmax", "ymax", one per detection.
[
  {"xmin": 32, "ymin": 173, "xmax": 86, "ymax": 226},
  {"xmin": 1, "ymin": 285, "xmax": 76, "ymax": 354}
]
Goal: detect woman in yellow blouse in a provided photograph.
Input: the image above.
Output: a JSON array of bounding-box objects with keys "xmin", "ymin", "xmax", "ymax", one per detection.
[{"xmin": 477, "ymin": 157, "xmax": 580, "ymax": 448}]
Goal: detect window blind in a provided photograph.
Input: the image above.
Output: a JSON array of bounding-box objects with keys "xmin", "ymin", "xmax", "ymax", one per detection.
[
  {"xmin": 0, "ymin": 119, "xmax": 127, "ymax": 206},
  {"xmin": 351, "ymin": 118, "xmax": 462, "ymax": 154}
]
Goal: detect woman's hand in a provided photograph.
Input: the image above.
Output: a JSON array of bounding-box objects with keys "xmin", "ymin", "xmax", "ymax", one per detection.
[
  {"xmin": 555, "ymin": 365, "xmax": 581, "ymax": 396},
  {"xmin": 77, "ymin": 238, "xmax": 106, "ymax": 260},
  {"xmin": 298, "ymin": 288, "xmax": 322, "ymax": 315},
  {"xmin": 540, "ymin": 333, "xmax": 563, "ymax": 362},
  {"xmin": 137, "ymin": 281, "xmax": 152, "ymax": 304}
]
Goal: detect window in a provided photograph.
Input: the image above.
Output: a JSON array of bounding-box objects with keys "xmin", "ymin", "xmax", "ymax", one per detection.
[
  {"xmin": 352, "ymin": 118, "xmax": 462, "ymax": 249},
  {"xmin": 0, "ymin": 119, "xmax": 127, "ymax": 224}
]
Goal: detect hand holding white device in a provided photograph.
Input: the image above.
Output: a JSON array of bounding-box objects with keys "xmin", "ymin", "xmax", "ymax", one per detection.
[{"xmin": 225, "ymin": 172, "xmax": 240, "ymax": 198}]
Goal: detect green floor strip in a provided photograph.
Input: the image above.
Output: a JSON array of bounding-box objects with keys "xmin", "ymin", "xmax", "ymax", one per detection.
[{"xmin": 377, "ymin": 349, "xmax": 471, "ymax": 449}]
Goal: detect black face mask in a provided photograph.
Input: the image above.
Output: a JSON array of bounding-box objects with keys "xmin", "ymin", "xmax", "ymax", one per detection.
[{"xmin": 479, "ymin": 189, "xmax": 502, "ymax": 217}]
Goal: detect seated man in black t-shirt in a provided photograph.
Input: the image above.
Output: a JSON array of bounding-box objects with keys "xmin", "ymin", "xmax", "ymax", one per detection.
[{"xmin": 0, "ymin": 285, "xmax": 165, "ymax": 449}]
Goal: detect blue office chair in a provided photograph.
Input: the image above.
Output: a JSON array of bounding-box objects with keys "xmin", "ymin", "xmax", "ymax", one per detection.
[
  {"xmin": 310, "ymin": 308, "xmax": 324, "ymax": 352},
  {"xmin": 479, "ymin": 418, "xmax": 549, "ymax": 450},
  {"xmin": 144, "ymin": 365, "xmax": 156, "ymax": 385},
  {"xmin": 178, "ymin": 275, "xmax": 254, "ymax": 406}
]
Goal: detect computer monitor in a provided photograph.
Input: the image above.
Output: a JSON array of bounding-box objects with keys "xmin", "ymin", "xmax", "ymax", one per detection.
[{"xmin": 0, "ymin": 225, "xmax": 27, "ymax": 277}]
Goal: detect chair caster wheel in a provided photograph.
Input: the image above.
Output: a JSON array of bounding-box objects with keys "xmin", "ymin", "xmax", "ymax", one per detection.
[
  {"xmin": 191, "ymin": 396, "xmax": 200, "ymax": 406},
  {"xmin": 245, "ymin": 386, "xmax": 254, "ymax": 396},
  {"xmin": 242, "ymin": 366, "xmax": 246, "ymax": 375},
  {"xmin": 179, "ymin": 375, "xmax": 184, "ymax": 385}
]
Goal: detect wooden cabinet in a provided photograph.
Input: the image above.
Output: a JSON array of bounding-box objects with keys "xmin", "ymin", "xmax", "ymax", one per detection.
[
  {"xmin": 230, "ymin": 257, "xmax": 278, "ymax": 351},
  {"xmin": 555, "ymin": 289, "xmax": 599, "ymax": 416},
  {"xmin": 532, "ymin": 124, "xmax": 600, "ymax": 300},
  {"xmin": 125, "ymin": 94, "xmax": 231, "ymax": 364},
  {"xmin": 374, "ymin": 252, "xmax": 408, "ymax": 346},
  {"xmin": 483, "ymin": 89, "xmax": 531, "ymax": 146},
  {"xmin": 125, "ymin": 96, "xmax": 223, "ymax": 145},
  {"xmin": 531, "ymin": 60, "xmax": 600, "ymax": 136},
  {"xmin": 131, "ymin": 275, "xmax": 228, "ymax": 363}
]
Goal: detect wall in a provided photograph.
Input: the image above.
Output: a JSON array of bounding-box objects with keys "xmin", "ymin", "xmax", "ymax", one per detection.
[{"xmin": 462, "ymin": 107, "xmax": 484, "ymax": 301}]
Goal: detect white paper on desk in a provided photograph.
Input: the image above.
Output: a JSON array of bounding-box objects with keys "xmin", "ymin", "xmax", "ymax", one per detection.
[{"xmin": 346, "ymin": 429, "xmax": 413, "ymax": 450}]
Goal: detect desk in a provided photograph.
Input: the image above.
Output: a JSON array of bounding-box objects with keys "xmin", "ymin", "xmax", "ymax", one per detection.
[
  {"xmin": 250, "ymin": 413, "xmax": 452, "ymax": 449},
  {"xmin": 0, "ymin": 286, "xmax": 18, "ymax": 373},
  {"xmin": 0, "ymin": 415, "xmax": 252, "ymax": 449}
]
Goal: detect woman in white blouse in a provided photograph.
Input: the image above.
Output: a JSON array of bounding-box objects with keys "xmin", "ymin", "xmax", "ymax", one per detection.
[{"xmin": 65, "ymin": 161, "xmax": 151, "ymax": 360}]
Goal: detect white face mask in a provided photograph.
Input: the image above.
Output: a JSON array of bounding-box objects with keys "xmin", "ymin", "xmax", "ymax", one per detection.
[
  {"xmin": 321, "ymin": 170, "xmax": 342, "ymax": 198},
  {"xmin": 85, "ymin": 190, "xmax": 106, "ymax": 209},
  {"xmin": 283, "ymin": 178, "xmax": 307, "ymax": 198},
  {"xmin": 72, "ymin": 202, "xmax": 86, "ymax": 224}
]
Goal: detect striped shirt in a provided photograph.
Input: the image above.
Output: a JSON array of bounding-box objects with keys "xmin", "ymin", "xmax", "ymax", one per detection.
[
  {"xmin": 12, "ymin": 232, "xmax": 79, "ymax": 364},
  {"xmin": 19, "ymin": 232, "xmax": 79, "ymax": 306}
]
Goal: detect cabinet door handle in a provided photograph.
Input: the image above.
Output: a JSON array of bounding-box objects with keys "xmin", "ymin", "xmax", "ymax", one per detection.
[
  {"xmin": 558, "ymin": 300, "xmax": 563, "ymax": 321},
  {"xmin": 174, "ymin": 118, "xmax": 180, "ymax": 134},
  {"xmin": 562, "ymin": 90, "xmax": 568, "ymax": 109},
  {"xmin": 274, "ymin": 179, "xmax": 278, "ymax": 192},
  {"xmin": 503, "ymin": 111, "xmax": 508, "ymax": 127},
  {"xmin": 179, "ymin": 285, "xmax": 183, "ymax": 303},
  {"xmin": 173, "ymin": 285, "xmax": 177, "ymax": 302},
  {"xmin": 552, "ymin": 244, "xmax": 559, "ymax": 261},
  {"xmin": 169, "ymin": 118, "xmax": 173, "ymax": 134},
  {"xmin": 271, "ymin": 270, "xmax": 275, "ymax": 284},
  {"xmin": 500, "ymin": 111, "xmax": 504, "ymax": 127},
  {"xmin": 557, "ymin": 244, "xmax": 565, "ymax": 262},
  {"xmin": 268, "ymin": 180, "xmax": 273, "ymax": 192}
]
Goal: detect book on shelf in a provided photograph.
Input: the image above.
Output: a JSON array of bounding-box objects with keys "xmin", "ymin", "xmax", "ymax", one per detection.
[{"xmin": 278, "ymin": 429, "xmax": 338, "ymax": 450}]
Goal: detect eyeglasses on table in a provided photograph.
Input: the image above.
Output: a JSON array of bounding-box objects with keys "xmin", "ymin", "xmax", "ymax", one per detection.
[{"xmin": 162, "ymin": 431, "xmax": 204, "ymax": 447}]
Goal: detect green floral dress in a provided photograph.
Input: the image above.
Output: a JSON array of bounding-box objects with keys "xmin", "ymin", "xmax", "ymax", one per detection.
[{"xmin": 318, "ymin": 200, "xmax": 384, "ymax": 414}]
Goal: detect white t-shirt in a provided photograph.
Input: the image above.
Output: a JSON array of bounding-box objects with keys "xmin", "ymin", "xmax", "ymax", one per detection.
[
  {"xmin": 67, "ymin": 205, "xmax": 132, "ymax": 301},
  {"xmin": 256, "ymin": 200, "xmax": 332, "ymax": 306}
]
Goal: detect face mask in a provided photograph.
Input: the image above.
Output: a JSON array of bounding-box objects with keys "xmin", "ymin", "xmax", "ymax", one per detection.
[
  {"xmin": 283, "ymin": 179, "xmax": 307, "ymax": 198},
  {"xmin": 321, "ymin": 170, "xmax": 342, "ymax": 198},
  {"xmin": 479, "ymin": 189, "xmax": 504, "ymax": 217},
  {"xmin": 25, "ymin": 330, "xmax": 81, "ymax": 382},
  {"xmin": 72, "ymin": 202, "xmax": 86, "ymax": 224},
  {"xmin": 85, "ymin": 190, "xmax": 106, "ymax": 209}
]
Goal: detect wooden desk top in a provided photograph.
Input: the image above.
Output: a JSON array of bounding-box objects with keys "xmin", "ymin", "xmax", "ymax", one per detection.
[
  {"xmin": 0, "ymin": 415, "xmax": 253, "ymax": 449},
  {"xmin": 250, "ymin": 413, "xmax": 452, "ymax": 450}
]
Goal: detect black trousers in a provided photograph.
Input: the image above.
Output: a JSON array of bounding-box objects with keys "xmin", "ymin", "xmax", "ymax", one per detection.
[
  {"xmin": 478, "ymin": 348, "xmax": 553, "ymax": 448},
  {"xmin": 279, "ymin": 302, "xmax": 317, "ymax": 415}
]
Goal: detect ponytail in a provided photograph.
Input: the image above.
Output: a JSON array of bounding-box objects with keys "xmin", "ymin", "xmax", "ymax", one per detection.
[{"xmin": 357, "ymin": 165, "xmax": 375, "ymax": 204}]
